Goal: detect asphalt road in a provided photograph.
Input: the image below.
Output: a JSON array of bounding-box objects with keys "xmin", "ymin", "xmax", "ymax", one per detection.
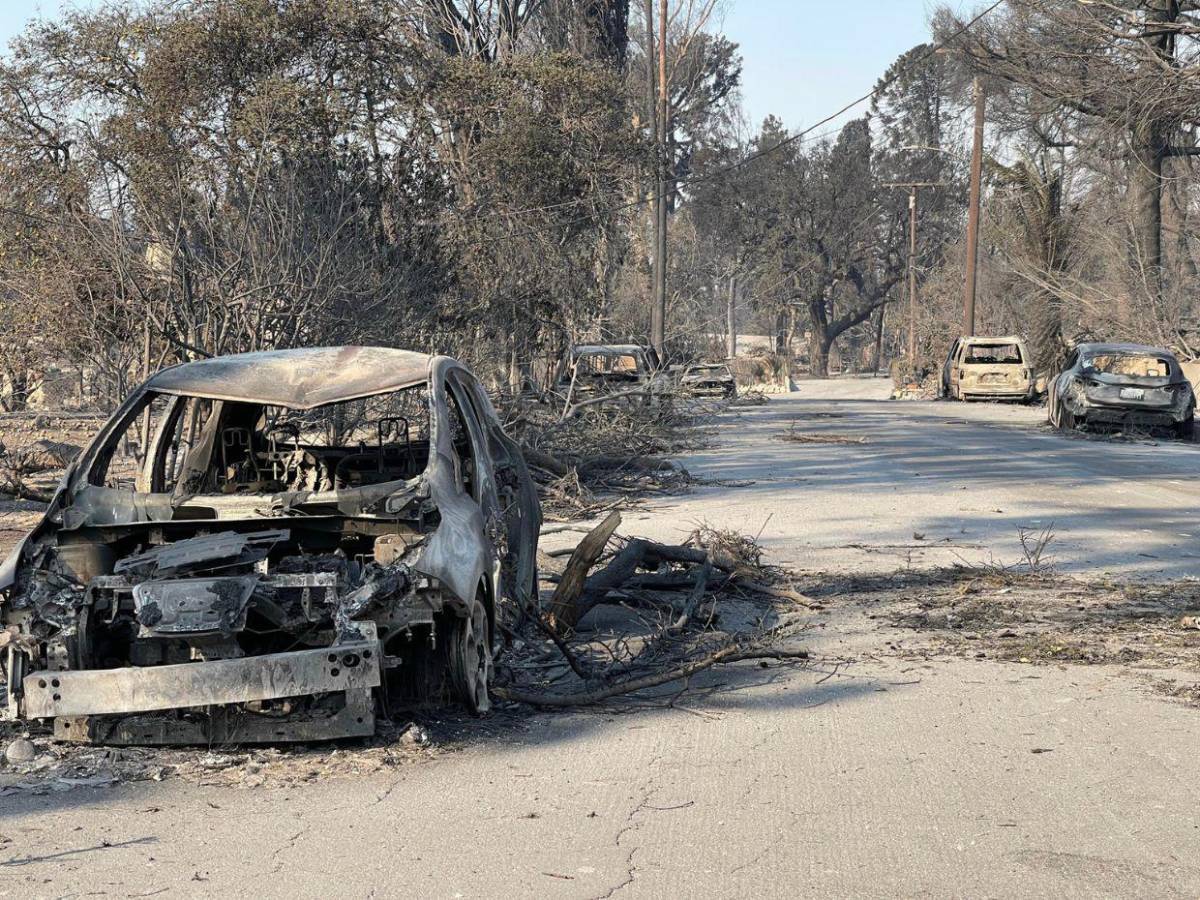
[
  {"xmin": 608, "ymin": 376, "xmax": 1200, "ymax": 580},
  {"xmin": 2, "ymin": 381, "xmax": 1199, "ymax": 899}
]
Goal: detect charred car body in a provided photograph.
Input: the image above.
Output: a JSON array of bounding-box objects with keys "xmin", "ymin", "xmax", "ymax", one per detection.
[
  {"xmin": 941, "ymin": 336, "xmax": 1037, "ymax": 402},
  {"xmin": 1048, "ymin": 342, "xmax": 1195, "ymax": 438},
  {"xmin": 555, "ymin": 344, "xmax": 666, "ymax": 417},
  {"xmin": 0, "ymin": 347, "xmax": 541, "ymax": 744},
  {"xmin": 679, "ymin": 362, "xmax": 736, "ymax": 399}
]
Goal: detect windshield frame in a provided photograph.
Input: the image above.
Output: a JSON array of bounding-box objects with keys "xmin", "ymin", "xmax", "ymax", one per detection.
[{"xmin": 1079, "ymin": 352, "xmax": 1176, "ymax": 380}]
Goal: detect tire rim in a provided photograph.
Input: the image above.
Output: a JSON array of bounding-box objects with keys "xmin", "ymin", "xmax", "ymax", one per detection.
[{"xmin": 456, "ymin": 601, "xmax": 492, "ymax": 714}]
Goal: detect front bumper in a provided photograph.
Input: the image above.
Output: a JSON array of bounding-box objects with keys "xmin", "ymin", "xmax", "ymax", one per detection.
[
  {"xmin": 21, "ymin": 637, "xmax": 380, "ymax": 719},
  {"xmin": 684, "ymin": 382, "xmax": 736, "ymax": 397},
  {"xmin": 961, "ymin": 389, "xmax": 1033, "ymax": 401},
  {"xmin": 1077, "ymin": 405, "xmax": 1184, "ymax": 427},
  {"xmin": 960, "ymin": 380, "xmax": 1034, "ymax": 401},
  {"xmin": 14, "ymin": 628, "xmax": 381, "ymax": 743}
]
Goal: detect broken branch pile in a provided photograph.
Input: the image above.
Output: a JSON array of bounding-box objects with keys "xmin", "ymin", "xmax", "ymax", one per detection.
[
  {"xmin": 505, "ymin": 400, "xmax": 711, "ymax": 519},
  {"xmin": 0, "ymin": 442, "xmax": 79, "ymax": 503},
  {"xmin": 498, "ymin": 514, "xmax": 811, "ymax": 708}
]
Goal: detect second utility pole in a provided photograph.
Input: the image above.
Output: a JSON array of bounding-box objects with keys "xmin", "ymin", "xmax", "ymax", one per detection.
[
  {"xmin": 908, "ymin": 188, "xmax": 918, "ymax": 363},
  {"xmin": 963, "ymin": 75, "xmax": 985, "ymax": 337},
  {"xmin": 884, "ymin": 181, "xmax": 943, "ymax": 365},
  {"xmin": 651, "ymin": 0, "xmax": 669, "ymax": 359}
]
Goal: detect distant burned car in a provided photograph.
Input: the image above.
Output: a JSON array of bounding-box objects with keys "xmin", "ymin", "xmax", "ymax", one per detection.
[
  {"xmin": 679, "ymin": 362, "xmax": 736, "ymax": 399},
  {"xmin": 941, "ymin": 336, "xmax": 1037, "ymax": 401},
  {"xmin": 555, "ymin": 343, "xmax": 665, "ymax": 417},
  {"xmin": 0, "ymin": 347, "xmax": 541, "ymax": 744},
  {"xmin": 1048, "ymin": 342, "xmax": 1195, "ymax": 439}
]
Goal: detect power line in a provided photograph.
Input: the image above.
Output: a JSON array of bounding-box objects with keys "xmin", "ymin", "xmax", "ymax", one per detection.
[
  {"xmin": 678, "ymin": 0, "xmax": 1006, "ymax": 192},
  {"xmin": 460, "ymin": 0, "xmax": 1007, "ymax": 247}
]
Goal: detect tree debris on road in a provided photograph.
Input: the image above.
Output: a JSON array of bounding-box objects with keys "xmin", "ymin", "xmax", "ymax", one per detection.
[{"xmin": 499, "ymin": 514, "xmax": 811, "ymax": 709}]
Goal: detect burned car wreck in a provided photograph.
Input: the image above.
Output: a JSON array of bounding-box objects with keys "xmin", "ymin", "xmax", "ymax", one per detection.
[
  {"xmin": 1048, "ymin": 342, "xmax": 1195, "ymax": 438},
  {"xmin": 554, "ymin": 344, "xmax": 667, "ymax": 418},
  {"xmin": 0, "ymin": 347, "xmax": 541, "ymax": 744},
  {"xmin": 679, "ymin": 362, "xmax": 737, "ymax": 399}
]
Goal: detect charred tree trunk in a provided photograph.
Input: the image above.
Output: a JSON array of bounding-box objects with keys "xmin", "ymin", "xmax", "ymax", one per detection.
[
  {"xmin": 1125, "ymin": 0, "xmax": 1181, "ymax": 308},
  {"xmin": 585, "ymin": 0, "xmax": 630, "ymax": 67},
  {"xmin": 1162, "ymin": 155, "xmax": 1197, "ymax": 290},
  {"xmin": 808, "ymin": 316, "xmax": 831, "ymax": 379},
  {"xmin": 871, "ymin": 301, "xmax": 886, "ymax": 375},
  {"xmin": 774, "ymin": 309, "xmax": 788, "ymax": 355},
  {"xmin": 1030, "ymin": 173, "xmax": 1066, "ymax": 373},
  {"xmin": 1128, "ymin": 120, "xmax": 1164, "ymax": 302},
  {"xmin": 5, "ymin": 371, "xmax": 29, "ymax": 412}
]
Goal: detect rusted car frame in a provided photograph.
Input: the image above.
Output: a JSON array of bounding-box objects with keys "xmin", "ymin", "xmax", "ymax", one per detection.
[{"xmin": 0, "ymin": 347, "xmax": 541, "ymax": 744}]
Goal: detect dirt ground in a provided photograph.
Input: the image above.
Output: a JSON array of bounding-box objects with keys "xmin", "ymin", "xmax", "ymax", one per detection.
[
  {"xmin": 800, "ymin": 567, "xmax": 1200, "ymax": 708},
  {"xmin": 0, "ymin": 411, "xmax": 102, "ymax": 545}
]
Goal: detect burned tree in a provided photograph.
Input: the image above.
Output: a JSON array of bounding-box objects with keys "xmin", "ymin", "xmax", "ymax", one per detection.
[{"xmin": 939, "ymin": 0, "xmax": 1200, "ymax": 304}]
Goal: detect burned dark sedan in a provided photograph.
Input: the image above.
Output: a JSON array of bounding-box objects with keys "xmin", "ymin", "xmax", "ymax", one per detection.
[
  {"xmin": 0, "ymin": 348, "xmax": 541, "ymax": 744},
  {"xmin": 1048, "ymin": 342, "xmax": 1195, "ymax": 439}
]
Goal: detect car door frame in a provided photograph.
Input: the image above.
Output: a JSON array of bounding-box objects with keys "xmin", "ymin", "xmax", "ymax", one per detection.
[
  {"xmin": 947, "ymin": 339, "xmax": 966, "ymax": 398},
  {"xmin": 942, "ymin": 338, "xmax": 961, "ymax": 397},
  {"xmin": 447, "ymin": 366, "xmax": 541, "ymax": 612}
]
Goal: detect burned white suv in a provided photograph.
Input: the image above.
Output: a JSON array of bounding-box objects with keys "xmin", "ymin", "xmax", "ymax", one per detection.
[{"xmin": 0, "ymin": 347, "xmax": 540, "ymax": 744}]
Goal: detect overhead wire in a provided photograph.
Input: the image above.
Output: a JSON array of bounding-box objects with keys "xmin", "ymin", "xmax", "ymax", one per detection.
[{"xmin": 459, "ymin": 0, "xmax": 1008, "ymax": 246}]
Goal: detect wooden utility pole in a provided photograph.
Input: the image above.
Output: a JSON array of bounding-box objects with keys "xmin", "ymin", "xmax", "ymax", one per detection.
[
  {"xmin": 651, "ymin": 0, "xmax": 669, "ymax": 359},
  {"xmin": 963, "ymin": 75, "xmax": 985, "ymax": 337},
  {"xmin": 883, "ymin": 181, "xmax": 943, "ymax": 366},
  {"xmin": 908, "ymin": 189, "xmax": 918, "ymax": 363},
  {"xmin": 643, "ymin": 0, "xmax": 660, "ymax": 355},
  {"xmin": 726, "ymin": 273, "xmax": 737, "ymax": 359}
]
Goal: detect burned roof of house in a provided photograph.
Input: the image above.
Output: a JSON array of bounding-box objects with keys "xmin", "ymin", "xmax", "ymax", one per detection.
[{"xmin": 146, "ymin": 346, "xmax": 433, "ymax": 409}]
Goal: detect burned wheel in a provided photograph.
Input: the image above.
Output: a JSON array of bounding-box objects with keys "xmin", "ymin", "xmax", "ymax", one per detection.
[
  {"xmin": 1176, "ymin": 413, "xmax": 1195, "ymax": 441},
  {"xmin": 448, "ymin": 598, "xmax": 492, "ymax": 715}
]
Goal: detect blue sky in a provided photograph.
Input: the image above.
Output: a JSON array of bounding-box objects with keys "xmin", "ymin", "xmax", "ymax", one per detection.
[
  {"xmin": 0, "ymin": 0, "xmax": 79, "ymax": 44},
  {"xmin": 2, "ymin": 0, "xmax": 952, "ymax": 132},
  {"xmin": 723, "ymin": 0, "xmax": 952, "ymax": 133}
]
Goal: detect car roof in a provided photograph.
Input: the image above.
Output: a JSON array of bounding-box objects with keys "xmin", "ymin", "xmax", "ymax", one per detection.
[
  {"xmin": 146, "ymin": 346, "xmax": 434, "ymax": 409},
  {"xmin": 1075, "ymin": 342, "xmax": 1177, "ymax": 357},
  {"xmin": 572, "ymin": 344, "xmax": 647, "ymax": 356},
  {"xmin": 961, "ymin": 335, "xmax": 1025, "ymax": 345}
]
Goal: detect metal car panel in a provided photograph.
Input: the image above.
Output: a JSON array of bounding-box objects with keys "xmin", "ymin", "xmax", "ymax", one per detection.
[{"xmin": 21, "ymin": 638, "xmax": 381, "ymax": 718}]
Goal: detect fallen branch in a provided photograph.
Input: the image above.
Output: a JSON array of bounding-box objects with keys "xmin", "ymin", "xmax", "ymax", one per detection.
[
  {"xmin": 737, "ymin": 580, "xmax": 818, "ymax": 607},
  {"xmin": 523, "ymin": 447, "xmax": 570, "ymax": 477},
  {"xmin": 546, "ymin": 511, "xmax": 622, "ymax": 630},
  {"xmin": 670, "ymin": 560, "xmax": 712, "ymax": 632},
  {"xmin": 524, "ymin": 605, "xmax": 592, "ymax": 681}
]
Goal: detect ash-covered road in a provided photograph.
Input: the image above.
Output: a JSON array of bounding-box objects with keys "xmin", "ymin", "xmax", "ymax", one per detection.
[
  {"xmin": 614, "ymin": 376, "xmax": 1200, "ymax": 580},
  {"xmin": 3, "ymin": 380, "xmax": 1199, "ymax": 899}
]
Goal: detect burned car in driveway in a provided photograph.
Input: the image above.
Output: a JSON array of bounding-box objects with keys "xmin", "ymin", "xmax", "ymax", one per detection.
[
  {"xmin": 679, "ymin": 362, "xmax": 737, "ymax": 399},
  {"xmin": 0, "ymin": 347, "xmax": 541, "ymax": 744},
  {"xmin": 1048, "ymin": 342, "xmax": 1195, "ymax": 438}
]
